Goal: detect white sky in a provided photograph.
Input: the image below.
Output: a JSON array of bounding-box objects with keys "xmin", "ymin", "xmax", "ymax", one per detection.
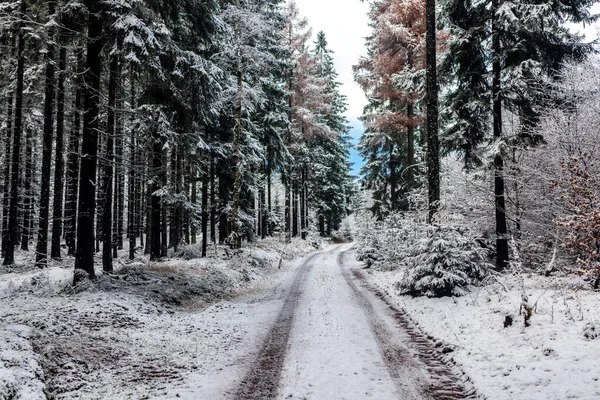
[{"xmin": 294, "ymin": 0, "xmax": 371, "ymax": 124}]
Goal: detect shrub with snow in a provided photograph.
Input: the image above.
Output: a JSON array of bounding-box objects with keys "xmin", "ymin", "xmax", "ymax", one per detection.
[
  {"xmin": 356, "ymin": 211, "xmax": 427, "ymax": 270},
  {"xmin": 397, "ymin": 224, "xmax": 490, "ymax": 297},
  {"xmin": 583, "ymin": 321, "xmax": 600, "ymax": 340}
]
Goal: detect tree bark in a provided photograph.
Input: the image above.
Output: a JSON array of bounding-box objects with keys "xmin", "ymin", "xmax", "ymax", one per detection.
[
  {"xmin": 260, "ymin": 181, "xmax": 267, "ymax": 239},
  {"xmin": 2, "ymin": 33, "xmax": 16, "ymax": 258},
  {"xmin": 492, "ymin": 0, "xmax": 509, "ymax": 271},
  {"xmin": 102, "ymin": 56, "xmax": 118, "ymax": 273},
  {"xmin": 300, "ymin": 169, "xmax": 306, "ymax": 235},
  {"xmin": 201, "ymin": 172, "xmax": 208, "ymax": 257},
  {"xmin": 74, "ymin": 2, "xmax": 103, "ymax": 282},
  {"xmin": 285, "ymin": 181, "xmax": 290, "ymax": 240},
  {"xmin": 292, "ymin": 180, "xmax": 298, "ymax": 237},
  {"xmin": 4, "ymin": 0, "xmax": 26, "ymax": 266},
  {"xmin": 407, "ymin": 103, "xmax": 415, "ymax": 186},
  {"xmin": 173, "ymin": 148, "xmax": 182, "ymax": 251},
  {"xmin": 161, "ymin": 150, "xmax": 168, "ymax": 257},
  {"xmin": 150, "ymin": 124, "xmax": 162, "ymax": 261},
  {"xmin": 231, "ymin": 4, "xmax": 243, "ymax": 249},
  {"xmin": 267, "ymin": 171, "xmax": 272, "ymax": 236},
  {"xmin": 389, "ymin": 140, "xmax": 396, "ymax": 211},
  {"xmin": 191, "ymin": 173, "xmax": 197, "ymax": 244},
  {"xmin": 426, "ymin": 0, "xmax": 440, "ymax": 224},
  {"xmin": 128, "ymin": 66, "xmax": 136, "ymax": 260},
  {"xmin": 2, "ymin": 88, "xmax": 13, "ymax": 258},
  {"xmin": 51, "ymin": 46, "xmax": 67, "ymax": 260},
  {"xmin": 115, "ymin": 86, "xmax": 125, "ymax": 252},
  {"xmin": 210, "ymin": 144, "xmax": 216, "ymax": 244},
  {"xmin": 319, "ymin": 214, "xmax": 325, "ymax": 236},
  {"xmin": 20, "ymin": 120, "xmax": 32, "ymax": 251},
  {"xmin": 65, "ymin": 50, "xmax": 84, "ymax": 256}
]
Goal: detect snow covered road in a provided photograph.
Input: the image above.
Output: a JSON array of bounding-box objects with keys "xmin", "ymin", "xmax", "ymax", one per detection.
[{"xmin": 230, "ymin": 244, "xmax": 478, "ymax": 400}]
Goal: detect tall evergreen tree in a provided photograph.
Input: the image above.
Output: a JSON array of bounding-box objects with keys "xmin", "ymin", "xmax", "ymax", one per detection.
[
  {"xmin": 74, "ymin": 0, "xmax": 104, "ymax": 281},
  {"xmin": 4, "ymin": 0, "xmax": 27, "ymax": 266},
  {"xmin": 441, "ymin": 0, "xmax": 596, "ymax": 270}
]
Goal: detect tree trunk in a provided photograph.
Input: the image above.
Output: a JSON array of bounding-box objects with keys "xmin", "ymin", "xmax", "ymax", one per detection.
[
  {"xmin": 2, "ymin": 89, "xmax": 13, "ymax": 258},
  {"xmin": 425, "ymin": 0, "xmax": 440, "ymax": 224},
  {"xmin": 285, "ymin": 181, "xmax": 290, "ymax": 240},
  {"xmin": 102, "ymin": 56, "xmax": 117, "ymax": 273},
  {"xmin": 231, "ymin": 37, "xmax": 243, "ymax": 246},
  {"xmin": 20, "ymin": 121, "xmax": 32, "ymax": 251},
  {"xmin": 65, "ymin": 50, "xmax": 84, "ymax": 256},
  {"xmin": 319, "ymin": 215, "xmax": 325, "ymax": 236},
  {"xmin": 127, "ymin": 66, "xmax": 136, "ymax": 260},
  {"xmin": 218, "ymin": 173, "xmax": 228, "ymax": 244},
  {"xmin": 145, "ymin": 165, "xmax": 152, "ymax": 256},
  {"xmin": 201, "ymin": 172, "xmax": 208, "ymax": 257},
  {"xmin": 210, "ymin": 146, "xmax": 216, "ymax": 244},
  {"xmin": 4, "ymin": 1, "xmax": 26, "ymax": 265},
  {"xmin": 492, "ymin": 0, "xmax": 509, "ymax": 271},
  {"xmin": 74, "ymin": 3, "xmax": 103, "ymax": 282},
  {"xmin": 292, "ymin": 180, "xmax": 298, "ymax": 237},
  {"xmin": 407, "ymin": 103, "xmax": 415, "ymax": 186},
  {"xmin": 2, "ymin": 34, "xmax": 16, "ymax": 257},
  {"xmin": 95, "ymin": 130, "xmax": 106, "ymax": 254},
  {"xmin": 260, "ymin": 181, "xmax": 267, "ymax": 239},
  {"xmin": 389, "ymin": 141, "xmax": 396, "ymax": 211},
  {"xmin": 191, "ymin": 174, "xmax": 197, "ymax": 244},
  {"xmin": 161, "ymin": 150, "xmax": 168, "ymax": 257},
  {"xmin": 173, "ymin": 148, "xmax": 182, "ymax": 251},
  {"xmin": 150, "ymin": 125, "xmax": 162, "ymax": 261},
  {"xmin": 267, "ymin": 171, "xmax": 271, "ymax": 236},
  {"xmin": 115, "ymin": 88, "xmax": 125, "ymax": 252},
  {"xmin": 51, "ymin": 46, "xmax": 67, "ymax": 260},
  {"xmin": 300, "ymin": 169, "xmax": 306, "ymax": 235}
]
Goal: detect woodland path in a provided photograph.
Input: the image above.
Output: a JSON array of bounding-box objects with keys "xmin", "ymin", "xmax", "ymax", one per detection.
[{"xmin": 229, "ymin": 243, "xmax": 478, "ymax": 400}]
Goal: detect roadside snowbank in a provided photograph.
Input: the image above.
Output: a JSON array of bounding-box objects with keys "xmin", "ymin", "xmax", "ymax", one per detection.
[
  {"xmin": 365, "ymin": 265, "xmax": 600, "ymax": 400},
  {"xmin": 0, "ymin": 325, "xmax": 46, "ymax": 400}
]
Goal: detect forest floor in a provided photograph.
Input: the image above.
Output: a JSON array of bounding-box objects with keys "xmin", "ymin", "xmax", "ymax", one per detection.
[
  {"xmin": 1, "ymin": 240, "xmax": 478, "ymax": 400},
  {"xmin": 0, "ymin": 237, "xmax": 315, "ymax": 399},
  {"xmin": 2, "ymin": 239, "xmax": 598, "ymax": 399}
]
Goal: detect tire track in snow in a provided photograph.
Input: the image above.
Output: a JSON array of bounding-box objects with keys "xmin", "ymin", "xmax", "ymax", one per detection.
[
  {"xmin": 234, "ymin": 246, "xmax": 341, "ymax": 400},
  {"xmin": 338, "ymin": 249, "xmax": 481, "ymax": 400}
]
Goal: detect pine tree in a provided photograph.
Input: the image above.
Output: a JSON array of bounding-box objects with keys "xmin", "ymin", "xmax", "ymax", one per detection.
[
  {"xmin": 35, "ymin": 1, "xmax": 57, "ymax": 268},
  {"xmin": 4, "ymin": 0, "xmax": 27, "ymax": 266},
  {"xmin": 354, "ymin": 0, "xmax": 427, "ymax": 215},
  {"xmin": 425, "ymin": 0, "xmax": 439, "ymax": 223},
  {"xmin": 74, "ymin": 0, "xmax": 104, "ymax": 281}
]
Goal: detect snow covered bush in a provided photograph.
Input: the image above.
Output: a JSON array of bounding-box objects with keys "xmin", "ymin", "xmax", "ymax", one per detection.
[
  {"xmin": 397, "ymin": 224, "xmax": 490, "ymax": 297},
  {"xmin": 583, "ymin": 321, "xmax": 600, "ymax": 340},
  {"xmin": 356, "ymin": 211, "xmax": 428, "ymax": 270}
]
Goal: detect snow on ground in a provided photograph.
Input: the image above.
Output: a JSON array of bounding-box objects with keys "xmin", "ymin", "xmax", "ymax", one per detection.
[
  {"xmin": 0, "ymin": 325, "xmax": 46, "ymax": 400},
  {"xmin": 364, "ymin": 264, "xmax": 600, "ymax": 400},
  {"xmin": 0, "ymin": 238, "xmax": 318, "ymax": 399}
]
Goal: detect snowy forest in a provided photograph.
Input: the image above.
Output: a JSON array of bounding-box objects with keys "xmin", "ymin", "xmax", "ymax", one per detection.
[
  {"xmin": 2, "ymin": 0, "xmax": 600, "ymax": 398},
  {"xmin": 354, "ymin": 0, "xmax": 600, "ymax": 295},
  {"xmin": 0, "ymin": 0, "xmax": 355, "ymax": 277}
]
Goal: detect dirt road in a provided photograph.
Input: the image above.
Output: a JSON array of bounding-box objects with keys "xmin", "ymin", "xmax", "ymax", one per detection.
[{"xmin": 234, "ymin": 243, "xmax": 478, "ymax": 400}]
